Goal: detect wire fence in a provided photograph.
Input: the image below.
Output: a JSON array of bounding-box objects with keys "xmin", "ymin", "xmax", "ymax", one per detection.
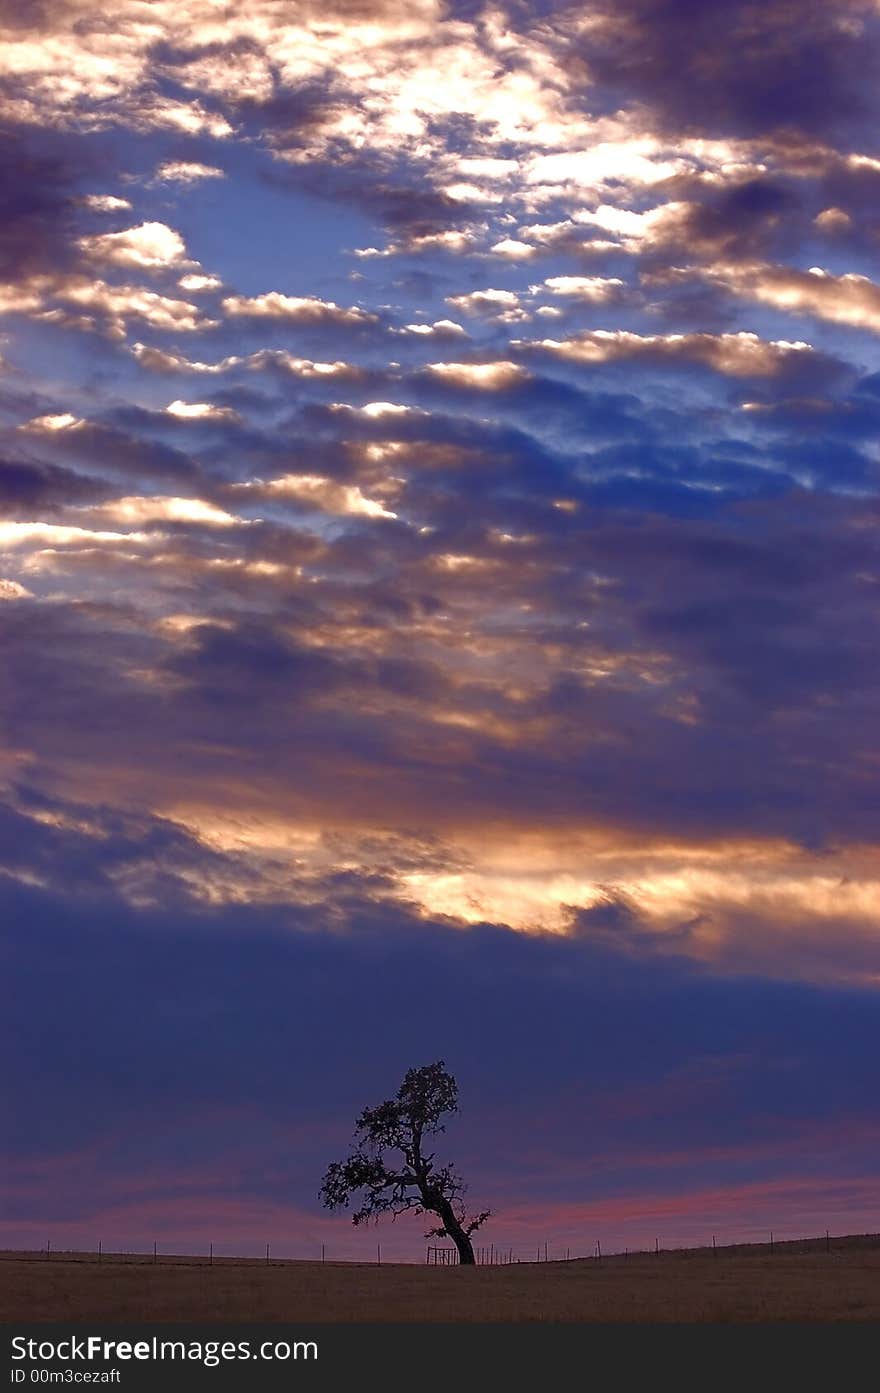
[{"xmin": 4, "ymin": 1230, "xmax": 880, "ymax": 1269}]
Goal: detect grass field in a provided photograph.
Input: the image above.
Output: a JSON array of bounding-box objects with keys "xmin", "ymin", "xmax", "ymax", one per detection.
[{"xmin": 3, "ymin": 1235, "xmax": 880, "ymax": 1322}]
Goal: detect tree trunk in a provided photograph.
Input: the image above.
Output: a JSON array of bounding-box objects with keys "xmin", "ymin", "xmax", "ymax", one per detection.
[
  {"xmin": 433, "ymin": 1196, "xmax": 475, "ymax": 1265},
  {"xmin": 447, "ymin": 1219, "xmax": 476, "ymax": 1266}
]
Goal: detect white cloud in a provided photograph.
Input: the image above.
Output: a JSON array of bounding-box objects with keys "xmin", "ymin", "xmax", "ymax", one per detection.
[
  {"xmin": 0, "ymin": 521, "xmax": 154, "ymax": 549},
  {"xmin": 0, "ymin": 578, "xmax": 34, "ymax": 599},
  {"xmin": 446, "ymin": 288, "xmax": 529, "ymax": 322},
  {"xmin": 20, "ymin": 413, "xmax": 84, "ymax": 433},
  {"xmin": 165, "ymin": 400, "xmax": 240, "ymax": 422},
  {"xmin": 490, "ymin": 238, "xmax": 535, "ymax": 259},
  {"xmin": 179, "ymin": 273, "xmax": 223, "ymax": 292},
  {"xmin": 714, "ymin": 263, "xmax": 880, "ymax": 333},
  {"xmin": 154, "ymin": 160, "xmax": 225, "ymax": 183},
  {"xmin": 80, "ymin": 194, "xmax": 133, "ymax": 212},
  {"xmin": 92, "ymin": 495, "xmax": 239, "ymax": 527},
  {"xmin": 539, "ymin": 275, "xmax": 625, "ymax": 301},
  {"xmin": 397, "ymin": 319, "xmax": 467, "ymax": 337},
  {"xmin": 519, "ymin": 328, "xmax": 814, "ymax": 377},
  {"xmin": 344, "ymin": 401, "xmax": 414, "ymax": 418},
  {"xmin": 78, "ymin": 222, "xmax": 188, "ymax": 270},
  {"xmin": 814, "ymin": 207, "xmax": 852, "ymax": 233},
  {"xmin": 250, "ymin": 353, "xmax": 362, "ymax": 378},
  {"xmin": 56, "ymin": 279, "xmax": 210, "ymax": 336},
  {"xmin": 572, "ymin": 202, "xmax": 690, "ymax": 250},
  {"xmin": 234, "ymin": 473, "xmax": 397, "ymax": 520},
  {"xmin": 525, "ymin": 142, "xmax": 690, "ymax": 190},
  {"xmin": 131, "ymin": 344, "xmax": 238, "ymax": 373},
  {"xmin": 0, "ymin": 279, "xmax": 51, "ymax": 315},
  {"xmin": 426, "ymin": 361, "xmax": 529, "ymax": 390},
  {"xmin": 222, "ymin": 292, "xmax": 376, "ymax": 325}
]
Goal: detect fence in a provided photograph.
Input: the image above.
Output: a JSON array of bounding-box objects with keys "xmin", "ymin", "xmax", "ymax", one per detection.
[
  {"xmin": 4, "ymin": 1229, "xmax": 878, "ymax": 1270},
  {"xmin": 426, "ymin": 1245, "xmax": 517, "ymax": 1265}
]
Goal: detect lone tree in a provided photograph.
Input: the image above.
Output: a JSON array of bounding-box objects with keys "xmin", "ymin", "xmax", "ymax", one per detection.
[{"xmin": 319, "ymin": 1061, "xmax": 490, "ymax": 1265}]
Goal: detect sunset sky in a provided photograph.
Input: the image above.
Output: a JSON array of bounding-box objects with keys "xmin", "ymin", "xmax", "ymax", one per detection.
[{"xmin": 3, "ymin": 0, "xmax": 880, "ymax": 1261}]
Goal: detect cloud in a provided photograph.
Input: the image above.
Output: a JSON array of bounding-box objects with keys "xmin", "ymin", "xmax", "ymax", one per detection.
[
  {"xmin": 0, "ymin": 456, "xmax": 107, "ymax": 515},
  {"xmin": 221, "ymin": 292, "xmax": 377, "ymax": 325},
  {"xmin": 0, "ymin": 129, "xmax": 82, "ymax": 286},
  {"xmin": 524, "ymin": 141, "xmax": 690, "ymax": 192},
  {"xmin": 248, "ymin": 353, "xmax": 365, "ymax": 380},
  {"xmin": 130, "ymin": 344, "xmax": 235, "ymax": 374},
  {"xmin": 331, "ymin": 401, "xmax": 417, "ymax": 418},
  {"xmin": 21, "ymin": 413, "xmax": 84, "ymax": 434},
  {"xmin": 232, "ymin": 474, "xmax": 397, "ymax": 520},
  {"xmin": 127, "ymin": 95, "xmax": 233, "ymax": 139},
  {"xmin": 539, "ymin": 275, "xmax": 626, "ymax": 302},
  {"xmin": 395, "ymin": 319, "xmax": 467, "ymax": 338},
  {"xmin": 714, "ymin": 262, "xmax": 880, "ymax": 332},
  {"xmin": 0, "ymin": 520, "xmax": 156, "ymax": 549},
  {"xmin": 80, "ymin": 194, "xmax": 132, "ymax": 212},
  {"xmin": 178, "ymin": 273, "xmax": 223, "ymax": 292},
  {"xmin": 53, "ymin": 277, "xmax": 212, "ymax": 336},
  {"xmin": 814, "ymin": 207, "xmax": 852, "ymax": 233},
  {"xmin": 573, "ymin": 0, "xmax": 880, "ymax": 145},
  {"xmin": 518, "ymin": 329, "xmax": 816, "ymax": 378},
  {"xmin": 77, "ymin": 222, "xmax": 189, "ymax": 271},
  {"xmin": 90, "ymin": 496, "xmax": 240, "ymax": 529},
  {"xmin": 165, "ymin": 400, "xmax": 240, "ymax": 423},
  {"xmin": 130, "ymin": 345, "xmax": 363, "ymax": 381},
  {"xmin": 0, "ymin": 269, "xmax": 214, "ymax": 339},
  {"xmin": 14, "ymin": 417, "xmax": 203, "ymax": 488},
  {"xmin": 446, "ymin": 288, "xmax": 530, "ymax": 322},
  {"xmin": 0, "ymin": 578, "xmax": 33, "ymax": 599},
  {"xmin": 154, "ymin": 161, "xmax": 225, "ymax": 184},
  {"xmin": 425, "ymin": 361, "xmax": 531, "ymax": 390},
  {"xmin": 490, "ymin": 238, "xmax": 536, "ymax": 259}
]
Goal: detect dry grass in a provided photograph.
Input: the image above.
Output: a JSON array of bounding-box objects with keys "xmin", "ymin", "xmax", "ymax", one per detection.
[{"xmin": 3, "ymin": 1237, "xmax": 880, "ymax": 1322}]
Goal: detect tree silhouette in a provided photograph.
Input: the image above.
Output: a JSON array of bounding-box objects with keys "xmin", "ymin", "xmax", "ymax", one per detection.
[{"xmin": 319, "ymin": 1060, "xmax": 490, "ymax": 1264}]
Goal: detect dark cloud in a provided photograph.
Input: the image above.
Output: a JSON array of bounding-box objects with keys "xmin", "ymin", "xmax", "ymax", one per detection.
[
  {"xmin": 27, "ymin": 419, "xmax": 204, "ymax": 487},
  {"xmin": 0, "ymin": 129, "xmax": 80, "ymax": 284},
  {"xmin": 0, "ymin": 455, "xmax": 110, "ymax": 513},
  {"xmin": 573, "ymin": 0, "xmax": 880, "ymax": 143}
]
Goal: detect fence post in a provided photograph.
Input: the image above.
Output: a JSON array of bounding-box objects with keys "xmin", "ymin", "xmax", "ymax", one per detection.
[
  {"xmin": 655, "ymin": 1237, "xmax": 660, "ymax": 1255},
  {"xmin": 825, "ymin": 1230, "xmax": 830, "ymax": 1254},
  {"xmin": 769, "ymin": 1232, "xmax": 774, "ymax": 1255},
  {"xmin": 153, "ymin": 1241, "xmax": 157, "ymax": 1264},
  {"xmin": 322, "ymin": 1244, "xmax": 325, "ymax": 1264},
  {"xmin": 46, "ymin": 1240, "xmax": 50, "ymax": 1260},
  {"xmin": 210, "ymin": 1243, "xmax": 213, "ymax": 1267},
  {"xmin": 597, "ymin": 1239, "xmax": 602, "ymax": 1260},
  {"xmin": 377, "ymin": 1244, "xmax": 381, "ymax": 1266},
  {"xmin": 266, "ymin": 1244, "xmax": 270, "ymax": 1266},
  {"xmin": 98, "ymin": 1241, "xmax": 102, "ymax": 1262},
  {"xmin": 712, "ymin": 1235, "xmax": 717, "ymax": 1258},
  {"xmin": 544, "ymin": 1242, "xmax": 548, "ymax": 1262}
]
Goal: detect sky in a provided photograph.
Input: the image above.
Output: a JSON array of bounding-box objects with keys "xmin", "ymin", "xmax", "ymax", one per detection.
[{"xmin": 2, "ymin": 0, "xmax": 880, "ymax": 1263}]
